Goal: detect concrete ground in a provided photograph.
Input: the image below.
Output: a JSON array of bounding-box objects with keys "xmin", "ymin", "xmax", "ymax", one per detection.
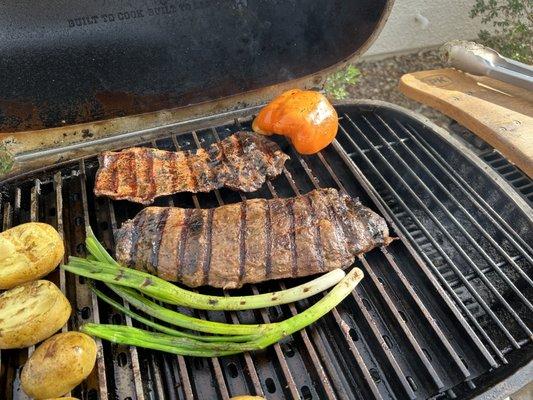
[{"xmin": 348, "ymin": 49, "xmax": 453, "ymax": 128}]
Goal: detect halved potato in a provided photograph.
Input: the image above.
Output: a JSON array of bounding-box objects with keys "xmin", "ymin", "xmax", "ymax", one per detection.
[
  {"xmin": 0, "ymin": 222, "xmax": 64, "ymax": 289},
  {"xmin": 21, "ymin": 332, "xmax": 97, "ymax": 399},
  {"xmin": 230, "ymin": 397, "xmax": 266, "ymax": 400},
  {"xmin": 0, "ymin": 280, "xmax": 71, "ymax": 349}
]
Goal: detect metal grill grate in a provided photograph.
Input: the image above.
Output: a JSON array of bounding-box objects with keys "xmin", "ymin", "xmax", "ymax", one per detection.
[
  {"xmin": 448, "ymin": 122, "xmax": 533, "ymax": 206},
  {"xmin": 1, "ymin": 102, "xmax": 531, "ymax": 400}
]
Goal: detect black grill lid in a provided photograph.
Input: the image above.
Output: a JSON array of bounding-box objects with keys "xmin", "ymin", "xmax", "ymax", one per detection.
[{"xmin": 0, "ymin": 0, "xmax": 392, "ymax": 133}]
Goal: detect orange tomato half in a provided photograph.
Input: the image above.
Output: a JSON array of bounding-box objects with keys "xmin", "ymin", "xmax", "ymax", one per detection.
[{"xmin": 252, "ymin": 89, "xmax": 338, "ymax": 155}]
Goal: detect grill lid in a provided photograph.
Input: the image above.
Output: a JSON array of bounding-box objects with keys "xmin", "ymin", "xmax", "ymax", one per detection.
[{"xmin": 0, "ymin": 0, "xmax": 392, "ymax": 134}]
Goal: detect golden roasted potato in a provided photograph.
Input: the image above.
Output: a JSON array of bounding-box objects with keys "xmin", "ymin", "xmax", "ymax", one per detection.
[
  {"xmin": 0, "ymin": 222, "xmax": 64, "ymax": 289},
  {"xmin": 44, "ymin": 398, "xmax": 79, "ymax": 400},
  {"xmin": 0, "ymin": 280, "xmax": 71, "ymax": 349},
  {"xmin": 230, "ymin": 397, "xmax": 266, "ymax": 400},
  {"xmin": 21, "ymin": 332, "xmax": 97, "ymax": 400}
]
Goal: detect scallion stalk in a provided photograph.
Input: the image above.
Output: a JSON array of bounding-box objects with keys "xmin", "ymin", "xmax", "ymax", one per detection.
[
  {"xmin": 90, "ymin": 283, "xmax": 258, "ymax": 342},
  {"xmin": 64, "ymin": 250, "xmax": 345, "ymax": 311},
  {"xmin": 80, "ymin": 268, "xmax": 364, "ymax": 356}
]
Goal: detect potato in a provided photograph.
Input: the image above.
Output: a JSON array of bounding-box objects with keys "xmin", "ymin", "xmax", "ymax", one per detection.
[
  {"xmin": 230, "ymin": 397, "xmax": 266, "ymax": 400},
  {"xmin": 0, "ymin": 280, "xmax": 71, "ymax": 349},
  {"xmin": 0, "ymin": 222, "xmax": 64, "ymax": 289},
  {"xmin": 44, "ymin": 398, "xmax": 79, "ymax": 400},
  {"xmin": 21, "ymin": 332, "xmax": 97, "ymax": 399}
]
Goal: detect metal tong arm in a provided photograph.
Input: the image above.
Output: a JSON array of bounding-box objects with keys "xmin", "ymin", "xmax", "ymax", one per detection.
[{"xmin": 441, "ymin": 40, "xmax": 533, "ymax": 91}]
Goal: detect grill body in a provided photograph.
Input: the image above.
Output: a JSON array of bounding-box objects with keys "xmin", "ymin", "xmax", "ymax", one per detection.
[{"xmin": 0, "ymin": 101, "xmax": 531, "ymax": 400}]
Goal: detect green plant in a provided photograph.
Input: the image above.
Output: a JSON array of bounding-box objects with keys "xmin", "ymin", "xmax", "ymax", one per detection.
[
  {"xmin": 0, "ymin": 143, "xmax": 14, "ymax": 176},
  {"xmin": 324, "ymin": 65, "xmax": 361, "ymax": 100},
  {"xmin": 470, "ymin": 0, "xmax": 532, "ymax": 63}
]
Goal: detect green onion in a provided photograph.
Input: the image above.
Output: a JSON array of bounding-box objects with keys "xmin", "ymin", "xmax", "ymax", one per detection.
[
  {"xmin": 63, "ymin": 229, "xmax": 345, "ymax": 311},
  {"xmin": 81, "ymin": 267, "xmax": 364, "ymax": 356},
  {"xmin": 80, "ymin": 324, "xmax": 243, "ymax": 357},
  {"xmin": 90, "ymin": 283, "xmax": 258, "ymax": 343},
  {"xmin": 106, "ymin": 283, "xmax": 273, "ymax": 336}
]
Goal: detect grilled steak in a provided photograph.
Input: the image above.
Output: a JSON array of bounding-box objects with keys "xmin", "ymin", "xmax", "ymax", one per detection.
[
  {"xmin": 115, "ymin": 188, "xmax": 391, "ymax": 289},
  {"xmin": 94, "ymin": 131, "xmax": 289, "ymax": 204}
]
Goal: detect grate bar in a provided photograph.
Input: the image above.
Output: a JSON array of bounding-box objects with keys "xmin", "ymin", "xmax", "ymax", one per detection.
[
  {"xmin": 165, "ymin": 134, "xmax": 231, "ymax": 400},
  {"xmin": 338, "ymin": 121, "xmax": 518, "ymax": 349},
  {"xmin": 53, "ymin": 174, "xmax": 69, "ymax": 311},
  {"xmin": 1, "ymin": 202, "xmax": 12, "ymax": 396},
  {"xmin": 274, "ymin": 164, "xmax": 355, "ymax": 400},
  {"xmin": 375, "ymin": 116, "xmax": 533, "ymax": 291},
  {"xmin": 106, "ymin": 200, "xmax": 147, "ymax": 400},
  {"xmin": 284, "ymin": 151, "xmax": 388, "ymax": 399},
  {"xmin": 401, "ymin": 122, "xmax": 533, "ymax": 263},
  {"xmin": 331, "ymin": 136, "xmax": 503, "ymax": 366},
  {"xmin": 358, "ymin": 255, "xmax": 445, "ymax": 389},
  {"xmin": 284, "ymin": 147, "xmax": 420, "ymax": 398},
  {"xmin": 78, "ymin": 160, "xmax": 110, "ymax": 400},
  {"xmin": 342, "ymin": 116, "xmax": 528, "ymax": 346},
  {"xmin": 306, "ymin": 150, "xmax": 472, "ymax": 380},
  {"xmin": 165, "ymin": 134, "xmax": 213, "ymax": 400},
  {"xmin": 293, "ymin": 147, "xmax": 457, "ymax": 391},
  {"xmin": 365, "ymin": 115, "xmax": 533, "ymax": 314},
  {"xmin": 206, "ymin": 129, "xmax": 315, "ymax": 399},
  {"xmin": 380, "ymin": 249, "xmax": 470, "ymax": 379}
]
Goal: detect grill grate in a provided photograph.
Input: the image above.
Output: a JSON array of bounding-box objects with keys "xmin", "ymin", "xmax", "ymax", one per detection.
[{"xmin": 1, "ymin": 102, "xmax": 531, "ymax": 400}]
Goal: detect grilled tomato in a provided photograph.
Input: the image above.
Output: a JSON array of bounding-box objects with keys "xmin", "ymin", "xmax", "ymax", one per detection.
[{"xmin": 252, "ymin": 89, "xmax": 338, "ymax": 154}]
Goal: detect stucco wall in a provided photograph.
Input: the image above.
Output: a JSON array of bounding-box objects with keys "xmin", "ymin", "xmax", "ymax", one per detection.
[{"xmin": 364, "ymin": 0, "xmax": 483, "ymax": 58}]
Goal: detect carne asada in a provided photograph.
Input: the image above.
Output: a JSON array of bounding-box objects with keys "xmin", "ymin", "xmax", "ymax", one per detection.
[
  {"xmin": 94, "ymin": 131, "xmax": 289, "ymax": 204},
  {"xmin": 115, "ymin": 188, "xmax": 390, "ymax": 289}
]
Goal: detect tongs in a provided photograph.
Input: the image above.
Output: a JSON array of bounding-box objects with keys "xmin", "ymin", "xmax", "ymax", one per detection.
[{"xmin": 440, "ymin": 40, "xmax": 533, "ymax": 91}]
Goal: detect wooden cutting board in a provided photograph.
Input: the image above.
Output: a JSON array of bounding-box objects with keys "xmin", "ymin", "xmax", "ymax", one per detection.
[{"xmin": 399, "ymin": 68, "xmax": 533, "ymax": 178}]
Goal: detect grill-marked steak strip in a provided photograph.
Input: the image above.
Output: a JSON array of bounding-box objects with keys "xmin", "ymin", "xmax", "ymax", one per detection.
[
  {"xmin": 115, "ymin": 188, "xmax": 391, "ymax": 289},
  {"xmin": 94, "ymin": 132, "xmax": 289, "ymax": 204}
]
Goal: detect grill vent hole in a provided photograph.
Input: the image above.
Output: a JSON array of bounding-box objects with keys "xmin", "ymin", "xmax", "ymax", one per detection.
[
  {"xmin": 76, "ymin": 243, "xmax": 85, "ymax": 255},
  {"xmin": 369, "ymin": 368, "xmax": 381, "ymax": 383},
  {"xmin": 79, "ymin": 276, "xmax": 86, "ymax": 284},
  {"xmin": 377, "ymin": 277, "xmax": 385, "ymax": 284},
  {"xmin": 269, "ymin": 307, "xmax": 281, "ymax": 321},
  {"xmin": 49, "ymin": 207, "xmax": 56, "ymax": 216},
  {"xmin": 71, "ymin": 193, "xmax": 80, "ymax": 201},
  {"xmin": 81, "ymin": 307, "xmax": 91, "ymax": 319},
  {"xmin": 422, "ymin": 348, "xmax": 432, "ymax": 361},
  {"xmin": 117, "ymin": 352, "xmax": 128, "ymax": 367},
  {"xmin": 460, "ymin": 357, "xmax": 469, "ymax": 370},
  {"xmin": 194, "ymin": 358, "xmax": 204, "ymax": 370},
  {"xmin": 349, "ymin": 328, "xmax": 359, "ymax": 341},
  {"xmin": 283, "ymin": 343, "xmax": 295, "ymax": 357},
  {"xmin": 227, "ymin": 362, "xmax": 239, "ymax": 378},
  {"xmin": 74, "ymin": 217, "xmax": 83, "ymax": 226},
  {"xmin": 112, "ymin": 313, "xmax": 123, "ymax": 325},
  {"xmin": 265, "ymin": 378, "xmax": 276, "ymax": 393},
  {"xmin": 399, "ymin": 311, "xmax": 408, "ymax": 322},
  {"xmin": 301, "ymin": 385, "xmax": 313, "ymax": 399},
  {"xmin": 406, "ymin": 376, "xmax": 418, "ymax": 391},
  {"xmin": 88, "ymin": 388, "xmax": 98, "ymax": 400},
  {"xmin": 100, "ymin": 221, "xmax": 109, "ymax": 231},
  {"xmin": 362, "ymin": 298, "xmax": 372, "ymax": 310}
]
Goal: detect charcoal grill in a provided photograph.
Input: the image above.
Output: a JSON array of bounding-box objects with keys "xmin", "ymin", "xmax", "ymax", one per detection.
[
  {"xmin": 0, "ymin": 1, "xmax": 532, "ymax": 399},
  {"xmin": 1, "ymin": 102, "xmax": 531, "ymax": 399}
]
